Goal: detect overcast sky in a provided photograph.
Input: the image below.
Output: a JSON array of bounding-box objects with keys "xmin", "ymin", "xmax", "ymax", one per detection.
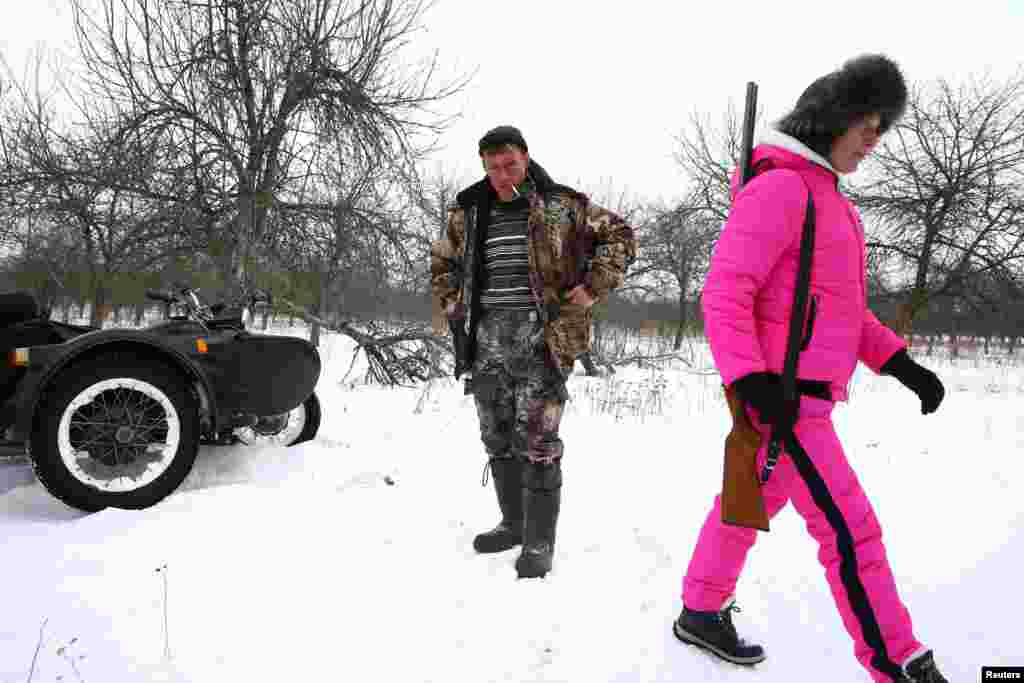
[{"xmin": 3, "ymin": 0, "xmax": 1023, "ymax": 206}]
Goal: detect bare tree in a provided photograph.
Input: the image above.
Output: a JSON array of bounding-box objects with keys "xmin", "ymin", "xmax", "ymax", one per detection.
[
  {"xmin": 68, "ymin": 0, "xmax": 469, "ymax": 300},
  {"xmin": 409, "ymin": 161, "xmax": 466, "ymax": 240},
  {"xmin": 632, "ymin": 196, "xmax": 717, "ymax": 349},
  {"xmin": 267, "ymin": 128, "xmax": 432, "ymax": 340},
  {"xmin": 0, "ymin": 212, "xmax": 80, "ymax": 317},
  {"xmin": 672, "ymin": 103, "xmax": 759, "ymax": 223},
  {"xmin": 850, "ymin": 71, "xmax": 1024, "ymax": 336},
  {"xmin": 385, "ymin": 161, "xmax": 468, "ymax": 313},
  {"xmin": 658, "ymin": 106, "xmax": 760, "ymax": 349},
  {"xmin": 2, "ymin": 90, "xmax": 198, "ymax": 325}
]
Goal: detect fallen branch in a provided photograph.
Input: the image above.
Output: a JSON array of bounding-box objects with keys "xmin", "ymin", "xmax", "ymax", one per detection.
[
  {"xmin": 608, "ymin": 351, "xmax": 693, "ymax": 368},
  {"xmin": 276, "ymin": 297, "xmax": 451, "ymax": 386},
  {"xmin": 26, "ymin": 617, "xmax": 47, "ymax": 683},
  {"xmin": 598, "ymin": 351, "xmax": 718, "ymax": 376}
]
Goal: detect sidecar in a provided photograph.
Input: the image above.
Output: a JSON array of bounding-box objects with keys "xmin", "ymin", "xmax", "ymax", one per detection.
[{"xmin": 0, "ymin": 290, "xmax": 321, "ymax": 512}]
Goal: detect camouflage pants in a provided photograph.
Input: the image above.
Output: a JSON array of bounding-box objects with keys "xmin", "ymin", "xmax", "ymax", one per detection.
[{"xmin": 470, "ymin": 308, "xmax": 569, "ymax": 465}]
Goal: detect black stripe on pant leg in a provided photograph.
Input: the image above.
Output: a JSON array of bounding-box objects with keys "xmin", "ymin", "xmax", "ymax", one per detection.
[{"xmin": 784, "ymin": 432, "xmax": 904, "ymax": 682}]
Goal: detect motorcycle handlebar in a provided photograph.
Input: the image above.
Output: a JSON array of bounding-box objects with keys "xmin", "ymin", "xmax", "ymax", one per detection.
[
  {"xmin": 145, "ymin": 289, "xmax": 176, "ymax": 303},
  {"xmin": 146, "ymin": 285, "xmax": 267, "ymax": 321}
]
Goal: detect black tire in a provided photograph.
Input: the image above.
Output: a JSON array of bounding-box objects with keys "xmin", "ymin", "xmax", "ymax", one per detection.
[
  {"xmin": 29, "ymin": 353, "xmax": 200, "ymax": 512},
  {"xmin": 288, "ymin": 391, "xmax": 320, "ymax": 446}
]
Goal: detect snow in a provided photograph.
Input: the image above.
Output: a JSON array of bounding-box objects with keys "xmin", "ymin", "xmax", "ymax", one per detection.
[{"xmin": 1, "ymin": 327, "xmax": 1021, "ymax": 682}]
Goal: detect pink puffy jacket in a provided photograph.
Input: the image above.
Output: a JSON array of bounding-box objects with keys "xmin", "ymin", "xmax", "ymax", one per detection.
[{"xmin": 701, "ymin": 130, "xmax": 906, "ymax": 403}]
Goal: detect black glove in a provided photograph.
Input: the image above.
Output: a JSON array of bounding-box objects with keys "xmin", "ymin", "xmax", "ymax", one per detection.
[
  {"xmin": 880, "ymin": 349, "xmax": 945, "ymax": 415},
  {"xmin": 732, "ymin": 372, "xmax": 791, "ymax": 428}
]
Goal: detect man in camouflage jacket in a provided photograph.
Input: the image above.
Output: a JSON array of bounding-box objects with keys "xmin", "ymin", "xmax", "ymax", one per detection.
[{"xmin": 430, "ymin": 125, "xmax": 636, "ymax": 579}]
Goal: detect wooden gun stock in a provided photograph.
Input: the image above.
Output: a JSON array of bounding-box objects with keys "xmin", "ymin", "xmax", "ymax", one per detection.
[{"xmin": 721, "ymin": 385, "xmax": 769, "ymax": 531}]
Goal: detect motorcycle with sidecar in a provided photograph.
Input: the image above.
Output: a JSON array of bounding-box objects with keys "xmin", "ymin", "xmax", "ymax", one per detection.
[{"xmin": 0, "ymin": 286, "xmax": 321, "ymax": 512}]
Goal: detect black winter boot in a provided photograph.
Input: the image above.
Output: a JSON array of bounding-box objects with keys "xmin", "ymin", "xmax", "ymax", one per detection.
[
  {"xmin": 902, "ymin": 650, "xmax": 948, "ymax": 683},
  {"xmin": 473, "ymin": 457, "xmax": 524, "ymax": 553},
  {"xmin": 672, "ymin": 596, "xmax": 766, "ymax": 665},
  {"xmin": 515, "ymin": 460, "xmax": 561, "ymax": 579}
]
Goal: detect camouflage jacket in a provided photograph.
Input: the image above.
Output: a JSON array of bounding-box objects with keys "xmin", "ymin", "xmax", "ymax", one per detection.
[{"xmin": 430, "ymin": 159, "xmax": 636, "ymax": 373}]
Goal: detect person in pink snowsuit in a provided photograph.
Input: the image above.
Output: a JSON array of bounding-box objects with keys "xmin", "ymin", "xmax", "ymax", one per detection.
[{"xmin": 672, "ymin": 55, "xmax": 949, "ymax": 683}]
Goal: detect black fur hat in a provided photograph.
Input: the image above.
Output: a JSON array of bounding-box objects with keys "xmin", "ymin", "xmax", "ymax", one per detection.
[{"xmin": 777, "ymin": 54, "xmax": 907, "ymax": 159}]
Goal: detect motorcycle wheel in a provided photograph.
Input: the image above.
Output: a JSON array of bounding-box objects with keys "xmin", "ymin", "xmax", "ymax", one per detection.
[
  {"xmin": 29, "ymin": 353, "xmax": 200, "ymax": 512},
  {"xmin": 236, "ymin": 391, "xmax": 320, "ymax": 448}
]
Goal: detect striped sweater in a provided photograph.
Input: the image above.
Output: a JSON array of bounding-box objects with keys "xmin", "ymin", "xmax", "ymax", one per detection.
[{"xmin": 479, "ymin": 196, "xmax": 534, "ymax": 310}]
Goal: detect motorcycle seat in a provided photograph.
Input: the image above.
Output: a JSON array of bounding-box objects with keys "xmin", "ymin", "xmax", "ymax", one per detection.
[{"xmin": 0, "ymin": 291, "xmax": 41, "ymax": 328}]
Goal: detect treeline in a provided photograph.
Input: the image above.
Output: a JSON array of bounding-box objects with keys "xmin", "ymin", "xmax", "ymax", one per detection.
[
  {"xmin": 0, "ymin": 2, "xmax": 1021, "ymax": 366},
  {"xmin": 0, "ymin": 0, "xmax": 465, "ymax": 341}
]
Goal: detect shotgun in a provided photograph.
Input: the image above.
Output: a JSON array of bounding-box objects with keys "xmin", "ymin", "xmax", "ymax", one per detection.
[{"xmin": 720, "ymin": 82, "xmax": 770, "ymax": 532}]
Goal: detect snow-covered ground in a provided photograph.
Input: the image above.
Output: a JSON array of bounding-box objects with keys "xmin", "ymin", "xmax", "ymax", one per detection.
[{"xmin": 1, "ymin": 326, "xmax": 1021, "ymax": 682}]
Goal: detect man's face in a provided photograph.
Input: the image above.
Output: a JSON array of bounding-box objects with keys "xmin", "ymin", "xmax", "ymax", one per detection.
[
  {"xmin": 482, "ymin": 146, "xmax": 528, "ymax": 198},
  {"xmin": 830, "ymin": 113, "xmax": 883, "ymax": 174}
]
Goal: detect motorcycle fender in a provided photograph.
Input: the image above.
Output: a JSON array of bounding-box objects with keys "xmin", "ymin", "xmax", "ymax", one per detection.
[
  {"xmin": 9, "ymin": 329, "xmax": 220, "ymax": 441},
  {"xmin": 199, "ymin": 334, "xmax": 321, "ymax": 416}
]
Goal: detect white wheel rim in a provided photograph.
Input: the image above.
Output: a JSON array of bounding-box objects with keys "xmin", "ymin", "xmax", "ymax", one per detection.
[
  {"xmin": 57, "ymin": 377, "xmax": 182, "ymax": 492},
  {"xmin": 235, "ymin": 403, "xmax": 307, "ymax": 447}
]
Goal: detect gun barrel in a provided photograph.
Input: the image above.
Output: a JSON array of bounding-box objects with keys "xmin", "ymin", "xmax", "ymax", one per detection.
[{"xmin": 738, "ymin": 82, "xmax": 759, "ymax": 188}]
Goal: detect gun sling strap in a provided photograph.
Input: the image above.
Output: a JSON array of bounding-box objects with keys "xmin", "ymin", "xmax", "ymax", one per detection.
[{"xmin": 762, "ymin": 178, "xmax": 816, "ymax": 484}]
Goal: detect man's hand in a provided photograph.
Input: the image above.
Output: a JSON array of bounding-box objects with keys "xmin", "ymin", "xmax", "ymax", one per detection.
[
  {"xmin": 445, "ymin": 302, "xmax": 467, "ymax": 319},
  {"xmin": 566, "ymin": 285, "xmax": 595, "ymax": 308}
]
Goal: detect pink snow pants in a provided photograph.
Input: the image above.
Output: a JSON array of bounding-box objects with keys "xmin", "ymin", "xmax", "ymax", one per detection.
[{"xmin": 682, "ymin": 397, "xmax": 922, "ymax": 682}]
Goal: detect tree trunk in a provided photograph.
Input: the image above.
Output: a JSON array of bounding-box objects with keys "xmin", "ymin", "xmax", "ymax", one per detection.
[
  {"xmin": 89, "ymin": 274, "xmax": 111, "ymax": 328},
  {"xmin": 309, "ymin": 278, "xmax": 329, "ymax": 347},
  {"xmin": 40, "ymin": 279, "xmax": 57, "ymax": 315},
  {"xmin": 896, "ymin": 286, "xmax": 929, "ymax": 340},
  {"xmin": 212, "ymin": 236, "xmax": 236, "ymax": 302},
  {"xmin": 673, "ymin": 293, "xmax": 688, "ymax": 351}
]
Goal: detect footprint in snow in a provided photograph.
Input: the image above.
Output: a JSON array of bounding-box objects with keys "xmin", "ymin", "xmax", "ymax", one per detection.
[{"xmin": 336, "ymin": 472, "xmax": 394, "ymax": 492}]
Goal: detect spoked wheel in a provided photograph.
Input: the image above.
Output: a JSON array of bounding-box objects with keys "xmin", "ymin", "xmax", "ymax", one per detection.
[
  {"xmin": 30, "ymin": 354, "xmax": 199, "ymax": 512},
  {"xmin": 234, "ymin": 392, "xmax": 320, "ymax": 448}
]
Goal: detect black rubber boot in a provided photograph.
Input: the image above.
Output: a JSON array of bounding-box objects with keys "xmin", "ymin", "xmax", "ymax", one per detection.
[
  {"xmin": 472, "ymin": 457, "xmax": 524, "ymax": 553},
  {"xmin": 515, "ymin": 460, "xmax": 561, "ymax": 579},
  {"xmin": 672, "ymin": 596, "xmax": 766, "ymax": 665},
  {"xmin": 902, "ymin": 650, "xmax": 948, "ymax": 683}
]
